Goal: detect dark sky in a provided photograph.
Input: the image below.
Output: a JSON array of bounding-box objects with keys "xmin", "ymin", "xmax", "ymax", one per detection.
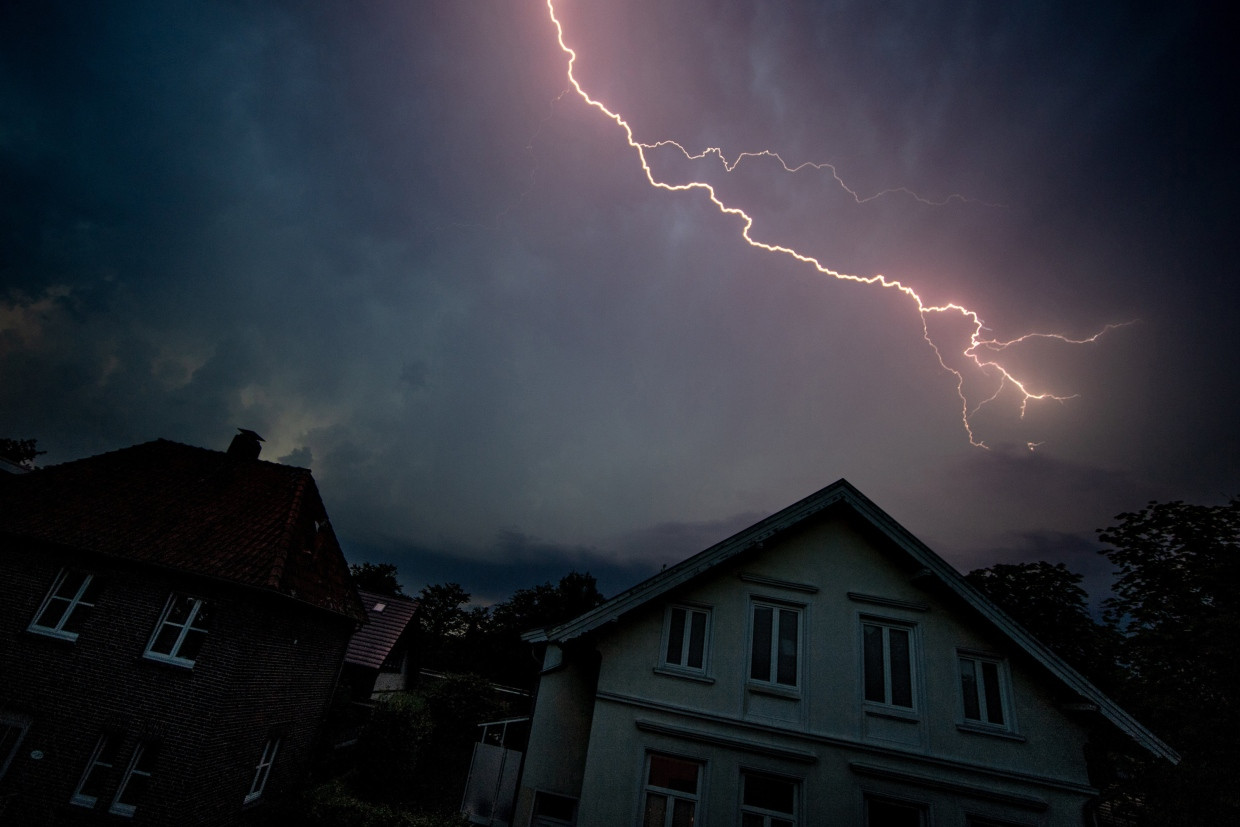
[{"xmin": 3, "ymin": 0, "xmax": 1236, "ymax": 604}]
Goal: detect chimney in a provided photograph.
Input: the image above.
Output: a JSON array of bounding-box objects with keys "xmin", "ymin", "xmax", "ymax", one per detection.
[{"xmin": 227, "ymin": 428, "xmax": 265, "ymax": 460}]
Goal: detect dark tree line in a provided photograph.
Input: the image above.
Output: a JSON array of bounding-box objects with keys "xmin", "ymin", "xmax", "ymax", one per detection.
[
  {"xmin": 408, "ymin": 572, "xmax": 605, "ymax": 690},
  {"xmin": 967, "ymin": 498, "xmax": 1240, "ymax": 826}
]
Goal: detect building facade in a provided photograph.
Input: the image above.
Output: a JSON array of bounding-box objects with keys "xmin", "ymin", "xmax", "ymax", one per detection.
[
  {"xmin": 0, "ymin": 435, "xmax": 364, "ymax": 824},
  {"xmin": 515, "ymin": 480, "xmax": 1175, "ymax": 827}
]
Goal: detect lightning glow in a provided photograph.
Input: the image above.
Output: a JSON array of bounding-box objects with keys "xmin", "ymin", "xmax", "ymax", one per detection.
[{"xmin": 544, "ymin": 0, "xmax": 1128, "ymax": 448}]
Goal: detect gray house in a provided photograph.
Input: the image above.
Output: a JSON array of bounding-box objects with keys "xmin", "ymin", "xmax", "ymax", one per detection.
[{"xmin": 514, "ymin": 479, "xmax": 1175, "ymax": 827}]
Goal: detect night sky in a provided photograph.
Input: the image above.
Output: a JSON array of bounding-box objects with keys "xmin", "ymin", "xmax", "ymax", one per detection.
[{"xmin": 3, "ymin": 0, "xmax": 1236, "ymax": 604}]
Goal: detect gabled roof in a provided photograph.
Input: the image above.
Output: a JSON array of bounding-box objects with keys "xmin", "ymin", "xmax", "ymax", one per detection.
[
  {"xmin": 346, "ymin": 588, "xmax": 419, "ymax": 669},
  {"xmin": 0, "ymin": 438, "xmax": 365, "ymax": 623},
  {"xmin": 528, "ymin": 478, "xmax": 1178, "ymax": 764}
]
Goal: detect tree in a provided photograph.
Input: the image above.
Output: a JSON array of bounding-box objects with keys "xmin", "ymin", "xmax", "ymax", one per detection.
[
  {"xmin": 350, "ymin": 562, "xmax": 405, "ymax": 597},
  {"xmin": 482, "ymin": 571, "xmax": 605, "ymax": 687},
  {"xmin": 964, "ymin": 561, "xmax": 1121, "ymax": 691},
  {"xmin": 0, "ymin": 437, "xmax": 44, "ymax": 469},
  {"xmin": 1096, "ymin": 498, "xmax": 1240, "ymax": 826}
]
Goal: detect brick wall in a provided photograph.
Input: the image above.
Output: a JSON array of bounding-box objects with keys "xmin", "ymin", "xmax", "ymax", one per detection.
[{"xmin": 0, "ymin": 541, "xmax": 354, "ymax": 825}]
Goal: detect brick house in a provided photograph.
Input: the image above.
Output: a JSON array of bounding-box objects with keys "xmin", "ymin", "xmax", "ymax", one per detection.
[{"xmin": 0, "ymin": 433, "xmax": 365, "ymax": 824}]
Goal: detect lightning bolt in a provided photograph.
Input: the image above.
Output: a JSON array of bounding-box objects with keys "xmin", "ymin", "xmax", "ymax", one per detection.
[{"xmin": 543, "ymin": 0, "xmax": 1129, "ymax": 449}]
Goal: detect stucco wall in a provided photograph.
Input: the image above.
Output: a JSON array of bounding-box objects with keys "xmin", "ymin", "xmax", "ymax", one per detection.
[{"xmin": 562, "ymin": 513, "xmax": 1098, "ymax": 825}]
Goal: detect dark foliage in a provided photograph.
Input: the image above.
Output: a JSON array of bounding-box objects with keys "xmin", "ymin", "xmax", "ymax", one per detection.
[
  {"xmin": 964, "ymin": 561, "xmax": 1122, "ymax": 692},
  {"xmin": 0, "ymin": 437, "xmax": 44, "ymax": 468},
  {"xmin": 1095, "ymin": 498, "xmax": 1240, "ymax": 826},
  {"xmin": 351, "ymin": 562, "xmax": 406, "ymax": 597}
]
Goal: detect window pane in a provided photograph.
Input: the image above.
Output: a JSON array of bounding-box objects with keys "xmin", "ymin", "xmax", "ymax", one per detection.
[
  {"xmin": 744, "ymin": 773, "xmax": 795, "ymax": 813},
  {"xmin": 34, "ymin": 599, "xmax": 67, "ymax": 629},
  {"xmin": 190, "ymin": 600, "xmax": 210, "ymax": 630},
  {"xmin": 534, "ymin": 792, "xmax": 576, "ymax": 821},
  {"xmin": 178, "ymin": 628, "xmax": 208, "ymax": 661},
  {"xmin": 777, "ymin": 610, "xmax": 798, "ymax": 686},
  {"xmin": 863, "ymin": 624, "xmax": 885, "ymax": 702},
  {"xmin": 117, "ymin": 768, "xmax": 151, "ymax": 806},
  {"xmin": 889, "ymin": 628, "xmax": 912, "ymax": 708},
  {"xmin": 648, "ymin": 754, "xmax": 699, "ymax": 794},
  {"xmin": 62, "ymin": 603, "xmax": 93, "ymax": 635},
  {"xmin": 670, "ymin": 797, "xmax": 695, "ymax": 827},
  {"xmin": 150, "ymin": 625, "xmax": 181, "ymax": 655},
  {"xmin": 960, "ymin": 659, "xmax": 981, "ymax": 720},
  {"xmin": 981, "ymin": 661, "xmax": 1004, "ymax": 725},
  {"xmin": 742, "ymin": 815, "xmax": 764, "ymax": 827},
  {"xmin": 643, "ymin": 793, "xmax": 668, "ymax": 827},
  {"xmin": 666, "ymin": 608, "xmax": 686, "ymax": 665},
  {"xmin": 687, "ymin": 611, "xmax": 706, "ymax": 670},
  {"xmin": 751, "ymin": 606, "xmax": 773, "ymax": 681},
  {"xmin": 166, "ymin": 596, "xmax": 192, "ymax": 624}
]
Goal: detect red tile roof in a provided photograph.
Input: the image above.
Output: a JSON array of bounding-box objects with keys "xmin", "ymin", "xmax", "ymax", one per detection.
[
  {"xmin": 346, "ymin": 588, "xmax": 419, "ymax": 669},
  {"xmin": 0, "ymin": 439, "xmax": 365, "ymax": 623}
]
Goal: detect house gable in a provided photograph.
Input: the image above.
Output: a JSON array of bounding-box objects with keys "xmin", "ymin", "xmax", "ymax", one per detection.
[
  {"xmin": 516, "ymin": 479, "xmax": 1176, "ymax": 827},
  {"xmin": 529, "ymin": 479, "xmax": 1175, "ymax": 764}
]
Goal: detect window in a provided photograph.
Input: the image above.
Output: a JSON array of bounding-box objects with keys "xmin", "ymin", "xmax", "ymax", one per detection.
[
  {"xmin": 29, "ymin": 569, "xmax": 100, "ymax": 641},
  {"xmin": 641, "ymin": 753, "xmax": 702, "ymax": 827},
  {"xmin": 741, "ymin": 771, "xmax": 798, "ymax": 827},
  {"xmin": 662, "ymin": 605, "xmax": 710, "ymax": 673},
  {"xmin": 959, "ymin": 654, "xmax": 1009, "ymax": 728},
  {"xmin": 144, "ymin": 593, "xmax": 211, "ymax": 666},
  {"xmin": 865, "ymin": 796, "xmax": 927, "ymax": 827},
  {"xmin": 532, "ymin": 791, "xmax": 578, "ymax": 826},
  {"xmin": 1, "ymin": 712, "xmax": 31, "ymax": 782},
  {"xmin": 110, "ymin": 742, "xmax": 157, "ymax": 817},
  {"xmin": 72, "ymin": 735, "xmax": 119, "ymax": 808},
  {"xmin": 750, "ymin": 602, "xmax": 800, "ymax": 688},
  {"xmin": 245, "ymin": 737, "xmax": 280, "ymax": 803},
  {"xmin": 862, "ymin": 620, "xmax": 916, "ymax": 710}
]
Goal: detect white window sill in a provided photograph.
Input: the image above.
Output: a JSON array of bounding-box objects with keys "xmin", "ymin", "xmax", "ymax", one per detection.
[
  {"xmin": 747, "ymin": 681, "xmax": 801, "ymax": 700},
  {"xmin": 26, "ymin": 626, "xmax": 79, "ymax": 642},
  {"xmin": 956, "ymin": 722, "xmax": 1026, "ymax": 742},
  {"xmin": 142, "ymin": 651, "xmax": 196, "ymax": 669},
  {"xmin": 863, "ymin": 706, "xmax": 920, "ymax": 723},
  {"xmin": 653, "ymin": 665, "xmax": 715, "ymax": 684}
]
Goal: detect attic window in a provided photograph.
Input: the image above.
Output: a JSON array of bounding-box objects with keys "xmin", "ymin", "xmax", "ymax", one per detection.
[{"xmin": 373, "ymin": 602, "xmax": 386, "ymax": 613}]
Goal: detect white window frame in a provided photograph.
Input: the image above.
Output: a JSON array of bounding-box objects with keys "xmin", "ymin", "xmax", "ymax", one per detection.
[
  {"xmin": 660, "ymin": 604, "xmax": 711, "ymax": 675},
  {"xmin": 861, "ymin": 618, "xmax": 919, "ymax": 712},
  {"xmin": 0, "ymin": 712, "xmax": 31, "ymax": 783},
  {"xmin": 958, "ymin": 651, "xmax": 1013, "ymax": 731},
  {"xmin": 245, "ymin": 737, "xmax": 280, "ymax": 804},
  {"xmin": 641, "ymin": 752, "xmax": 703, "ymax": 827},
  {"xmin": 740, "ymin": 770, "xmax": 799, "ymax": 827},
  {"xmin": 28, "ymin": 568, "xmax": 99, "ymax": 641},
  {"xmin": 71, "ymin": 735, "xmax": 117, "ymax": 808},
  {"xmin": 748, "ymin": 600, "xmax": 803, "ymax": 690},
  {"xmin": 144, "ymin": 593, "xmax": 210, "ymax": 667},
  {"xmin": 110, "ymin": 742, "xmax": 155, "ymax": 817}
]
